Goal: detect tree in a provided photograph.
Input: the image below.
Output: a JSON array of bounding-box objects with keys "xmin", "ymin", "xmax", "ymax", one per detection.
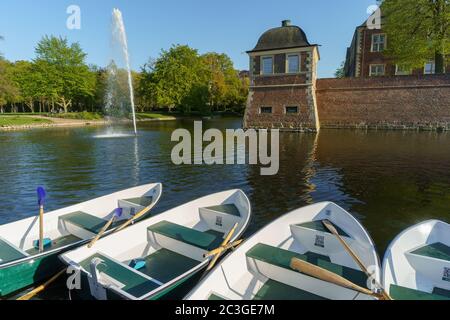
[
  {"xmin": 381, "ymin": 0, "xmax": 449, "ymax": 73},
  {"xmin": 201, "ymin": 53, "xmax": 245, "ymax": 112},
  {"xmin": 34, "ymin": 35, "xmax": 95, "ymax": 112},
  {"xmin": 0, "ymin": 59, "xmax": 20, "ymax": 113},
  {"xmin": 335, "ymin": 61, "xmax": 345, "ymax": 78},
  {"xmin": 151, "ymin": 45, "xmax": 205, "ymax": 112}
]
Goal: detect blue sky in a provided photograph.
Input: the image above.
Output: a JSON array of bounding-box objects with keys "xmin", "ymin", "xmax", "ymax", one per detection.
[{"xmin": 0, "ymin": 0, "xmax": 375, "ymax": 78}]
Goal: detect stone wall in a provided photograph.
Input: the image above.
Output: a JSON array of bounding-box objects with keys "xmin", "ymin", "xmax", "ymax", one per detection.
[
  {"xmin": 244, "ymin": 86, "xmax": 316, "ymax": 131},
  {"xmin": 316, "ymin": 75, "xmax": 450, "ymax": 130}
]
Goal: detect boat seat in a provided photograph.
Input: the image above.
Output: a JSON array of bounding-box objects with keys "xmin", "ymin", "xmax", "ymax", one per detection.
[
  {"xmin": 80, "ymin": 253, "xmax": 160, "ymax": 298},
  {"xmin": 246, "ymin": 243, "xmax": 367, "ymax": 288},
  {"xmin": 390, "ymin": 284, "xmax": 450, "ymax": 300},
  {"xmin": 60, "ymin": 211, "xmax": 110, "ymax": 235},
  {"xmin": 148, "ymin": 221, "xmax": 224, "ymax": 251},
  {"xmin": 0, "ymin": 237, "xmax": 28, "ymax": 265},
  {"xmin": 410, "ymin": 243, "xmax": 450, "ymax": 261},
  {"xmin": 296, "ymin": 221, "xmax": 350, "ymax": 238},
  {"xmin": 202, "ymin": 204, "xmax": 241, "ymax": 217},
  {"xmin": 120, "ymin": 196, "xmax": 153, "ymax": 208}
]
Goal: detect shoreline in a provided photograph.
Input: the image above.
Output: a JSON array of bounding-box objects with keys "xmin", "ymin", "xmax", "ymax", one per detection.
[{"xmin": 0, "ymin": 116, "xmax": 178, "ymax": 132}]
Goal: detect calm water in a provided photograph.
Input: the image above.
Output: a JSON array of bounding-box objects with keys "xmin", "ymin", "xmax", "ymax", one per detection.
[{"xmin": 1, "ymin": 118, "xmax": 450, "ymax": 299}]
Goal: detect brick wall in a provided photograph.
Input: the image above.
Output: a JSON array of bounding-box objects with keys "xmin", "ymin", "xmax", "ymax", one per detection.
[
  {"xmin": 316, "ymin": 74, "xmax": 450, "ymax": 130},
  {"xmin": 245, "ymin": 86, "xmax": 316, "ymax": 130}
]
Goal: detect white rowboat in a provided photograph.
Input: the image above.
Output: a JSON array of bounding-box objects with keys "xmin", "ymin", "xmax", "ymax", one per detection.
[
  {"xmin": 59, "ymin": 189, "xmax": 251, "ymax": 300},
  {"xmin": 0, "ymin": 183, "xmax": 162, "ymax": 297},
  {"xmin": 186, "ymin": 202, "xmax": 381, "ymax": 300},
  {"xmin": 383, "ymin": 220, "xmax": 450, "ymax": 300}
]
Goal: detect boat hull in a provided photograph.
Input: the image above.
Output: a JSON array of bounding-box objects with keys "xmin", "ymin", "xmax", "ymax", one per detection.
[{"xmin": 0, "ymin": 251, "xmax": 63, "ymax": 298}]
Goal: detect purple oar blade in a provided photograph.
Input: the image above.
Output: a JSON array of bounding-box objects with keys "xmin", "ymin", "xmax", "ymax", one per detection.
[
  {"xmin": 37, "ymin": 187, "xmax": 46, "ymax": 207},
  {"xmin": 114, "ymin": 208, "xmax": 123, "ymax": 219}
]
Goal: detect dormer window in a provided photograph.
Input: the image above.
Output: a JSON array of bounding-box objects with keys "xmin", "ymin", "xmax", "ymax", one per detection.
[
  {"xmin": 371, "ymin": 34, "xmax": 386, "ymax": 52},
  {"xmin": 262, "ymin": 56, "xmax": 274, "ymax": 75},
  {"xmin": 287, "ymin": 54, "xmax": 300, "ymax": 73}
]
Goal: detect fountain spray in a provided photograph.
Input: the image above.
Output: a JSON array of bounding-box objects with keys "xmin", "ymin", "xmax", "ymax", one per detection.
[{"xmin": 112, "ymin": 8, "xmax": 137, "ymax": 136}]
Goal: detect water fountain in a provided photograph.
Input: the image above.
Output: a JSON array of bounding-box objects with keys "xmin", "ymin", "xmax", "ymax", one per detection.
[{"xmin": 95, "ymin": 8, "xmax": 137, "ymax": 138}]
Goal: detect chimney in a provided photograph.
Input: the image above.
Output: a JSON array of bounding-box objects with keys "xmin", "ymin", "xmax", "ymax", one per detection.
[{"xmin": 282, "ymin": 20, "xmax": 291, "ymax": 27}]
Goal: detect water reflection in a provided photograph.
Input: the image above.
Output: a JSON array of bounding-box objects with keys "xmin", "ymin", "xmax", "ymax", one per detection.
[{"xmin": 0, "ymin": 120, "xmax": 449, "ymax": 256}]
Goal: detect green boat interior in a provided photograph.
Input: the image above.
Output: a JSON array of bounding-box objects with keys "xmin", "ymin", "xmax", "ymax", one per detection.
[
  {"xmin": 410, "ymin": 242, "xmax": 450, "ymax": 261},
  {"xmin": 203, "ymin": 204, "xmax": 241, "ymax": 217},
  {"xmin": 0, "ymin": 237, "xmax": 28, "ymax": 265},
  {"xmin": 389, "ymin": 284, "xmax": 450, "ymax": 300},
  {"xmin": 0, "ymin": 195, "xmax": 155, "ymax": 265},
  {"xmin": 208, "ymin": 279, "xmax": 328, "ymax": 300},
  {"xmin": 148, "ymin": 221, "xmax": 225, "ymax": 251},
  {"xmin": 25, "ymin": 234, "xmax": 82, "ymax": 255},
  {"xmin": 80, "ymin": 253, "xmax": 162, "ymax": 298},
  {"xmin": 296, "ymin": 221, "xmax": 350, "ymax": 238}
]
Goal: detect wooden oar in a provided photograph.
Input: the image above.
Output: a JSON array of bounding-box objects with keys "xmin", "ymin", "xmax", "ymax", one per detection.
[
  {"xmin": 205, "ymin": 223, "xmax": 241, "ymax": 271},
  {"xmin": 17, "ymin": 269, "xmax": 66, "ymax": 301},
  {"xmin": 88, "ymin": 208, "xmax": 123, "ymax": 248},
  {"xmin": 115, "ymin": 201, "xmax": 157, "ymax": 233},
  {"xmin": 290, "ymin": 258, "xmax": 384, "ymax": 299},
  {"xmin": 321, "ymin": 219, "xmax": 392, "ymax": 300},
  {"xmin": 37, "ymin": 187, "xmax": 46, "ymax": 253}
]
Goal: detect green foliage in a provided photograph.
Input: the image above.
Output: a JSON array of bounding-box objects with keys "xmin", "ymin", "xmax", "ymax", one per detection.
[
  {"xmin": 0, "ymin": 116, "xmax": 52, "ymax": 127},
  {"xmin": 334, "ymin": 61, "xmax": 345, "ymax": 78},
  {"xmin": 0, "ymin": 39, "xmax": 248, "ymax": 116},
  {"xmin": 47, "ymin": 111, "xmax": 103, "ymax": 120},
  {"xmin": 34, "ymin": 36, "xmax": 96, "ymax": 111},
  {"xmin": 381, "ymin": 0, "xmax": 449, "ymax": 73},
  {"xmin": 139, "ymin": 45, "xmax": 248, "ymax": 115},
  {"xmin": 135, "ymin": 112, "xmax": 174, "ymax": 120}
]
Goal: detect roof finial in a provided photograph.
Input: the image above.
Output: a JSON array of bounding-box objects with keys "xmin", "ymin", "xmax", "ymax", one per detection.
[{"xmin": 282, "ymin": 20, "xmax": 291, "ymax": 27}]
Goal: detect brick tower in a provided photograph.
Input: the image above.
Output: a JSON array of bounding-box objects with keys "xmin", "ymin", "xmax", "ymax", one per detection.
[{"xmin": 244, "ymin": 20, "xmax": 320, "ymax": 131}]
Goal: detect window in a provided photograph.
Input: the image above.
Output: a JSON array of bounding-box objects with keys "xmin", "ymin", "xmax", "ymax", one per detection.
[
  {"xmin": 285, "ymin": 106, "xmax": 299, "ymax": 114},
  {"xmin": 395, "ymin": 64, "xmax": 412, "ymax": 76},
  {"xmin": 424, "ymin": 61, "xmax": 436, "ymax": 75},
  {"xmin": 369, "ymin": 64, "xmax": 385, "ymax": 77},
  {"xmin": 287, "ymin": 54, "xmax": 300, "ymax": 73},
  {"xmin": 261, "ymin": 56, "xmax": 273, "ymax": 75},
  {"xmin": 371, "ymin": 34, "xmax": 386, "ymax": 52},
  {"xmin": 260, "ymin": 107, "xmax": 273, "ymax": 114}
]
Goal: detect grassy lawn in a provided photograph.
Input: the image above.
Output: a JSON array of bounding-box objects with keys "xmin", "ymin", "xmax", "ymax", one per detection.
[
  {"xmin": 47, "ymin": 111, "xmax": 104, "ymax": 120},
  {"xmin": 136, "ymin": 112, "xmax": 176, "ymax": 120},
  {"xmin": 0, "ymin": 116, "xmax": 53, "ymax": 127}
]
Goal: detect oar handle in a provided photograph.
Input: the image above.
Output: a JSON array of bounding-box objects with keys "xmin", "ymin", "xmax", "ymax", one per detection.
[
  {"xmin": 203, "ymin": 239, "xmax": 243, "ymax": 258},
  {"xmin": 290, "ymin": 258, "xmax": 377, "ymax": 297},
  {"xmin": 88, "ymin": 216, "xmax": 116, "ymax": 248},
  {"xmin": 115, "ymin": 202, "xmax": 156, "ymax": 233},
  {"xmin": 39, "ymin": 205, "xmax": 44, "ymax": 253},
  {"xmin": 321, "ymin": 220, "xmax": 391, "ymax": 300},
  {"xmin": 17, "ymin": 268, "xmax": 66, "ymax": 300}
]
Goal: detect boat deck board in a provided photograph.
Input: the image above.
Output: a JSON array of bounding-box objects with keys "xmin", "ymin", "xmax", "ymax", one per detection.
[
  {"xmin": 0, "ymin": 237, "xmax": 27, "ymax": 265},
  {"xmin": 148, "ymin": 221, "xmax": 224, "ymax": 251},
  {"xmin": 390, "ymin": 284, "xmax": 450, "ymax": 300},
  {"xmin": 122, "ymin": 196, "xmax": 153, "ymax": 207},
  {"xmin": 25, "ymin": 234, "xmax": 82, "ymax": 255},
  {"xmin": 60, "ymin": 211, "xmax": 109, "ymax": 234},
  {"xmin": 138, "ymin": 248, "xmax": 199, "ymax": 283},
  {"xmin": 254, "ymin": 279, "xmax": 328, "ymax": 300},
  {"xmin": 296, "ymin": 220, "xmax": 349, "ymax": 238},
  {"xmin": 247, "ymin": 243, "xmax": 367, "ymax": 288},
  {"xmin": 411, "ymin": 242, "xmax": 450, "ymax": 261},
  {"xmin": 203, "ymin": 204, "xmax": 241, "ymax": 217},
  {"xmin": 80, "ymin": 253, "xmax": 159, "ymax": 298}
]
